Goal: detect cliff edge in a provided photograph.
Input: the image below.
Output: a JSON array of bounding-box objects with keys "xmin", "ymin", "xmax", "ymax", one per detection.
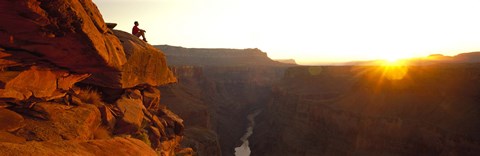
[{"xmin": 0, "ymin": 0, "xmax": 189, "ymax": 155}]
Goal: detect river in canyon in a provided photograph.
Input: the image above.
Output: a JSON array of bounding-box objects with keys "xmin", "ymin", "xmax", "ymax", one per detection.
[{"xmin": 234, "ymin": 110, "xmax": 262, "ymax": 156}]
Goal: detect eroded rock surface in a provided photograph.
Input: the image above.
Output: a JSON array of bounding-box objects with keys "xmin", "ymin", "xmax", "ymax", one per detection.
[
  {"xmin": 85, "ymin": 30, "xmax": 176, "ymax": 88},
  {"xmin": 0, "ymin": 137, "xmax": 157, "ymax": 156},
  {"xmin": 17, "ymin": 102, "xmax": 101, "ymax": 141},
  {"xmin": 0, "ymin": 109, "xmax": 24, "ymax": 132},
  {"xmin": 0, "ymin": 0, "xmax": 189, "ymax": 155},
  {"xmin": 0, "ymin": 66, "xmax": 89, "ymax": 101},
  {"xmin": 0, "ymin": 0, "xmax": 126, "ymax": 73}
]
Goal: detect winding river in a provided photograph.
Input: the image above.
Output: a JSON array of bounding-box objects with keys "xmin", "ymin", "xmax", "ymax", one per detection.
[{"xmin": 234, "ymin": 110, "xmax": 262, "ymax": 156}]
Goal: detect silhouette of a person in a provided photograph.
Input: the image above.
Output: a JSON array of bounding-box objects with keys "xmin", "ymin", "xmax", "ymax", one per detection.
[{"xmin": 132, "ymin": 21, "xmax": 147, "ymax": 42}]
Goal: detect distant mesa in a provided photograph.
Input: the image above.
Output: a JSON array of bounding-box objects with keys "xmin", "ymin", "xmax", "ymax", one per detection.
[
  {"xmin": 452, "ymin": 52, "xmax": 480, "ymax": 63},
  {"xmin": 346, "ymin": 52, "xmax": 480, "ymax": 65},
  {"xmin": 411, "ymin": 51, "xmax": 480, "ymax": 64},
  {"xmin": 427, "ymin": 54, "xmax": 447, "ymax": 58},
  {"xmin": 155, "ymin": 45, "xmax": 296, "ymax": 67},
  {"xmin": 275, "ymin": 59, "xmax": 297, "ymax": 65}
]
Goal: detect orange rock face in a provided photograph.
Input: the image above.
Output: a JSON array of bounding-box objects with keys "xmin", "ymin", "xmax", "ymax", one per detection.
[
  {"xmin": 0, "ymin": 137, "xmax": 157, "ymax": 156},
  {"xmin": 0, "ymin": 66, "xmax": 89, "ymax": 101},
  {"xmin": 17, "ymin": 102, "xmax": 101, "ymax": 141},
  {"xmin": 115, "ymin": 95, "xmax": 145, "ymax": 134},
  {"xmin": 0, "ymin": 0, "xmax": 176, "ymax": 89},
  {"xmin": 0, "ymin": 0, "xmax": 189, "ymax": 155},
  {"xmin": 84, "ymin": 30, "xmax": 177, "ymax": 89},
  {"xmin": 0, "ymin": 0, "xmax": 126, "ymax": 73},
  {"xmin": 0, "ymin": 109, "xmax": 24, "ymax": 132}
]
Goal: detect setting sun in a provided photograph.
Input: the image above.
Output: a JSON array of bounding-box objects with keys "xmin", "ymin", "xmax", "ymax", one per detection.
[
  {"xmin": 381, "ymin": 59, "xmax": 407, "ymax": 66},
  {"xmin": 380, "ymin": 59, "xmax": 409, "ymax": 80},
  {"xmin": 384, "ymin": 56, "xmax": 401, "ymax": 63}
]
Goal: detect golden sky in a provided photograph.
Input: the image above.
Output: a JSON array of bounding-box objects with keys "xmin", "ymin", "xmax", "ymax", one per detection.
[{"xmin": 93, "ymin": 0, "xmax": 480, "ymax": 65}]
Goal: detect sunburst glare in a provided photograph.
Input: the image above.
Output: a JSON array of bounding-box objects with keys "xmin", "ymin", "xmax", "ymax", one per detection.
[{"xmin": 380, "ymin": 60, "xmax": 409, "ymax": 80}]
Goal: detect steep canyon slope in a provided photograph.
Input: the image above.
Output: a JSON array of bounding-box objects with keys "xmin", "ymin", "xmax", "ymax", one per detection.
[{"xmin": 157, "ymin": 45, "xmax": 293, "ymax": 156}]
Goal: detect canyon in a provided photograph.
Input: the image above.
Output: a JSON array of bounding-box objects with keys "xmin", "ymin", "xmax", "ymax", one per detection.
[
  {"xmin": 158, "ymin": 44, "xmax": 480, "ymax": 156},
  {"xmin": 156, "ymin": 45, "xmax": 292, "ymax": 156}
]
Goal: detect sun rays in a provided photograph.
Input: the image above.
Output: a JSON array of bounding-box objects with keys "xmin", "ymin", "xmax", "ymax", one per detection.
[
  {"xmin": 379, "ymin": 60, "xmax": 409, "ymax": 80},
  {"xmin": 350, "ymin": 59, "xmax": 412, "ymax": 95}
]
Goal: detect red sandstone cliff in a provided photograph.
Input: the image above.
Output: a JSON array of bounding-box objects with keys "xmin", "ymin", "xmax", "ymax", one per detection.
[{"xmin": 0, "ymin": 0, "xmax": 189, "ymax": 155}]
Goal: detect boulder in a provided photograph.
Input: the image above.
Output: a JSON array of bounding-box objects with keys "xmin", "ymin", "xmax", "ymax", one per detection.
[
  {"xmin": 0, "ymin": 108, "xmax": 24, "ymax": 132},
  {"xmin": 143, "ymin": 87, "xmax": 161, "ymax": 110},
  {"xmin": 17, "ymin": 102, "xmax": 101, "ymax": 141},
  {"xmin": 0, "ymin": 137, "xmax": 157, "ymax": 156},
  {"xmin": 99, "ymin": 105, "xmax": 116, "ymax": 130},
  {"xmin": 0, "ymin": 66, "xmax": 89, "ymax": 101},
  {"xmin": 115, "ymin": 96, "xmax": 145, "ymax": 134},
  {"xmin": 157, "ymin": 109, "xmax": 185, "ymax": 137},
  {"xmin": 159, "ymin": 108, "xmax": 184, "ymax": 125},
  {"xmin": 151, "ymin": 115, "xmax": 167, "ymax": 137},
  {"xmin": 85, "ymin": 30, "xmax": 177, "ymax": 88},
  {"xmin": 106, "ymin": 23, "xmax": 117, "ymax": 29},
  {"xmin": 0, "ymin": 0, "xmax": 126, "ymax": 73},
  {"xmin": 176, "ymin": 148, "xmax": 195, "ymax": 156},
  {"xmin": 159, "ymin": 136, "xmax": 186, "ymax": 156},
  {"xmin": 0, "ymin": 131, "xmax": 26, "ymax": 144}
]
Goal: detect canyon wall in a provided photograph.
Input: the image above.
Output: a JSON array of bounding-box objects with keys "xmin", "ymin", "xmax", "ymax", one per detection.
[
  {"xmin": 251, "ymin": 65, "xmax": 480, "ymax": 155},
  {"xmin": 0, "ymin": 1, "xmax": 189, "ymax": 155},
  {"xmin": 163, "ymin": 66, "xmax": 284, "ymax": 156}
]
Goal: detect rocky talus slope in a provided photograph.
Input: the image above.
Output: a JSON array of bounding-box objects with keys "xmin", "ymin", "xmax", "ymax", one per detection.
[
  {"xmin": 0, "ymin": 0, "xmax": 190, "ymax": 155},
  {"xmin": 251, "ymin": 65, "xmax": 480, "ymax": 156}
]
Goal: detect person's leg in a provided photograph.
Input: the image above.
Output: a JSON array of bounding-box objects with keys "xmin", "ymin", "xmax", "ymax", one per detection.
[
  {"xmin": 139, "ymin": 30, "xmax": 147, "ymax": 42},
  {"xmin": 134, "ymin": 33, "xmax": 141, "ymax": 37}
]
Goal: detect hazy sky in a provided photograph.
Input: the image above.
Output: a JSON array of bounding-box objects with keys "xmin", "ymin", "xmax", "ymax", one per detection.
[{"xmin": 93, "ymin": 0, "xmax": 480, "ymax": 64}]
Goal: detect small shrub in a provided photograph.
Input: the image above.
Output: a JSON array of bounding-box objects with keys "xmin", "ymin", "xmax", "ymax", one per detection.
[
  {"xmin": 133, "ymin": 132, "xmax": 151, "ymax": 147},
  {"xmin": 75, "ymin": 87, "xmax": 104, "ymax": 106}
]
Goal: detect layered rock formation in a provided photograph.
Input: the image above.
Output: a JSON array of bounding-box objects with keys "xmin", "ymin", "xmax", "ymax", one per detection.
[
  {"xmin": 251, "ymin": 65, "xmax": 480, "ymax": 155},
  {"xmin": 0, "ymin": 0, "xmax": 188, "ymax": 155}
]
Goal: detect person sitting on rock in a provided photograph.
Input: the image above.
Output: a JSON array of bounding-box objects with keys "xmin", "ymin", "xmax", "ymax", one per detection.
[{"xmin": 132, "ymin": 21, "xmax": 147, "ymax": 42}]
